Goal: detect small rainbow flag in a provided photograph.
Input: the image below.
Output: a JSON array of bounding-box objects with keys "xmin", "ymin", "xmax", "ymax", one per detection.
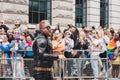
[
  {"xmin": 107, "ymin": 38, "xmax": 117, "ymax": 60},
  {"xmin": 107, "ymin": 39, "xmax": 117, "ymax": 53}
]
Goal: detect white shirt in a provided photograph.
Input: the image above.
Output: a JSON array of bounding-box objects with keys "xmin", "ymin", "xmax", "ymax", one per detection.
[{"xmin": 90, "ymin": 38, "xmax": 101, "ymax": 56}]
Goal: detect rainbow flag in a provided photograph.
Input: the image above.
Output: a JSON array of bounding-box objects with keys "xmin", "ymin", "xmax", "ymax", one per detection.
[{"xmin": 107, "ymin": 39, "xmax": 117, "ymax": 53}]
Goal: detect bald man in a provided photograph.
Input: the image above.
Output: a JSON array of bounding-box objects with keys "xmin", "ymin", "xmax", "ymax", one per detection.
[{"xmin": 32, "ymin": 20, "xmax": 66, "ymax": 80}]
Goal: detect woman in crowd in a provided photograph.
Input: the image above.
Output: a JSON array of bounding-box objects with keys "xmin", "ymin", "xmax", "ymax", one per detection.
[
  {"xmin": 0, "ymin": 35, "xmax": 11, "ymax": 77},
  {"xmin": 63, "ymin": 30, "xmax": 79, "ymax": 78},
  {"xmin": 24, "ymin": 35, "xmax": 34, "ymax": 77},
  {"xmin": 108, "ymin": 33, "xmax": 120, "ymax": 78},
  {"xmin": 52, "ymin": 31, "xmax": 65, "ymax": 80},
  {"xmin": 52, "ymin": 24, "xmax": 61, "ymax": 34},
  {"xmin": 10, "ymin": 31, "xmax": 26, "ymax": 80},
  {"xmin": 76, "ymin": 30, "xmax": 91, "ymax": 76},
  {"xmin": 24, "ymin": 35, "xmax": 34, "ymax": 58},
  {"xmin": 89, "ymin": 31, "xmax": 102, "ymax": 80},
  {"xmin": 99, "ymin": 29, "xmax": 111, "ymax": 75}
]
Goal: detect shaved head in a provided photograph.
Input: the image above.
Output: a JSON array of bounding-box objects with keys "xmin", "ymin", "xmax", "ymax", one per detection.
[{"xmin": 39, "ymin": 20, "xmax": 50, "ymax": 29}]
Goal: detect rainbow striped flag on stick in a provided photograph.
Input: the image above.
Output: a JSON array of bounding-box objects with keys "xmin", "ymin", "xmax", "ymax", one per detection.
[{"xmin": 107, "ymin": 39, "xmax": 117, "ymax": 60}]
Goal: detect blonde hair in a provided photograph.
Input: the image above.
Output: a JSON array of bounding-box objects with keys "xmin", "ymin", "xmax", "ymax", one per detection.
[{"xmin": 103, "ymin": 29, "xmax": 112, "ymax": 38}]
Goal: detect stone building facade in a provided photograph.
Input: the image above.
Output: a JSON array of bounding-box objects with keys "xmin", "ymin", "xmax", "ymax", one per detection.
[
  {"xmin": 0, "ymin": 0, "xmax": 29, "ymax": 29},
  {"xmin": 52, "ymin": 0, "xmax": 75, "ymax": 29},
  {"xmin": 0, "ymin": 0, "xmax": 120, "ymax": 29}
]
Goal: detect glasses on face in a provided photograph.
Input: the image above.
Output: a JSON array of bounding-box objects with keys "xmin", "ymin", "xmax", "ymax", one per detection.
[{"xmin": 45, "ymin": 26, "xmax": 51, "ymax": 30}]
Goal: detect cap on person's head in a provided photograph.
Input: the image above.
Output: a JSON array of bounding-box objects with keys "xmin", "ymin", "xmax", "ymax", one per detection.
[{"xmin": 39, "ymin": 20, "xmax": 50, "ymax": 29}]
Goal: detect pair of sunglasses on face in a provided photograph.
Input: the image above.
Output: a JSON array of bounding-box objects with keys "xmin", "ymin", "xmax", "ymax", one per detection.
[{"xmin": 45, "ymin": 26, "xmax": 51, "ymax": 30}]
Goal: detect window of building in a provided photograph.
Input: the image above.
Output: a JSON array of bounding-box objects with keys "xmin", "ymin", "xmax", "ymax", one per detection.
[
  {"xmin": 100, "ymin": 0, "xmax": 109, "ymax": 28},
  {"xmin": 29, "ymin": 0, "xmax": 51, "ymax": 24},
  {"xmin": 75, "ymin": 0, "xmax": 87, "ymax": 27}
]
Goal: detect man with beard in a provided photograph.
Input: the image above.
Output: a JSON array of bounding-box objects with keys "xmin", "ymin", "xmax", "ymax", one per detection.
[{"xmin": 32, "ymin": 20, "xmax": 66, "ymax": 80}]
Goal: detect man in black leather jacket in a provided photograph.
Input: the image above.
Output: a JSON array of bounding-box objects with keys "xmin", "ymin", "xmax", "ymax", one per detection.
[{"xmin": 32, "ymin": 20, "xmax": 66, "ymax": 80}]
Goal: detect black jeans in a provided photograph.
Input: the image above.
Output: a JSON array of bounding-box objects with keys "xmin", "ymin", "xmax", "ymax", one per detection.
[{"xmin": 34, "ymin": 71, "xmax": 53, "ymax": 80}]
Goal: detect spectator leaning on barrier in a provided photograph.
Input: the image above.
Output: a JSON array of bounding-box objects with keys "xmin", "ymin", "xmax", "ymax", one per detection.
[
  {"xmin": 23, "ymin": 35, "xmax": 34, "ymax": 77},
  {"xmin": 52, "ymin": 31, "xmax": 65, "ymax": 80},
  {"xmin": 24, "ymin": 35, "xmax": 34, "ymax": 58},
  {"xmin": 10, "ymin": 30, "xmax": 26, "ymax": 80},
  {"xmin": 0, "ymin": 35, "xmax": 11, "ymax": 77},
  {"xmin": 99, "ymin": 29, "xmax": 111, "ymax": 74},
  {"xmin": 89, "ymin": 30, "xmax": 102, "ymax": 80},
  {"xmin": 109, "ymin": 33, "xmax": 120, "ymax": 78},
  {"xmin": 63, "ymin": 30, "xmax": 78, "ymax": 77},
  {"xmin": 63, "ymin": 30, "xmax": 74, "ymax": 58}
]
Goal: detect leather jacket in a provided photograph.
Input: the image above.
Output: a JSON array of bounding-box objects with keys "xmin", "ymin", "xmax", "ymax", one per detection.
[{"xmin": 32, "ymin": 30, "xmax": 58, "ymax": 68}]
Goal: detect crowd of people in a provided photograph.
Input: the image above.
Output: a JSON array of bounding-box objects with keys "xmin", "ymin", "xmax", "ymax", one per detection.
[
  {"xmin": 0, "ymin": 21, "xmax": 34, "ymax": 80},
  {"xmin": 51, "ymin": 24, "xmax": 120, "ymax": 80},
  {"xmin": 0, "ymin": 20, "xmax": 120, "ymax": 80}
]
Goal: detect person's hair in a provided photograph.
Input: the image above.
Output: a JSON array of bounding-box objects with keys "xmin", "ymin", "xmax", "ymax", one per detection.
[
  {"xmin": 56, "ymin": 24, "xmax": 61, "ymax": 33},
  {"xmin": 82, "ymin": 26, "xmax": 85, "ymax": 29},
  {"xmin": 67, "ymin": 24, "xmax": 71, "ymax": 28},
  {"xmin": 26, "ymin": 34, "xmax": 34, "ymax": 41},
  {"xmin": 39, "ymin": 20, "xmax": 50, "ymax": 29},
  {"xmin": 92, "ymin": 26, "xmax": 95, "ymax": 30},
  {"xmin": 104, "ymin": 29, "xmax": 112, "ymax": 39}
]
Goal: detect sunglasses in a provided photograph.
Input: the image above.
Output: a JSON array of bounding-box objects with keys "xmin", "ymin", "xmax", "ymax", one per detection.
[{"xmin": 45, "ymin": 26, "xmax": 51, "ymax": 30}]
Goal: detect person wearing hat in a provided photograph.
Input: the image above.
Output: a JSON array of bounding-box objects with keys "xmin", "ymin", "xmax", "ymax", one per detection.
[
  {"xmin": 32, "ymin": 20, "xmax": 66, "ymax": 80},
  {"xmin": 63, "ymin": 30, "xmax": 79, "ymax": 77},
  {"xmin": 14, "ymin": 21, "xmax": 22, "ymax": 34}
]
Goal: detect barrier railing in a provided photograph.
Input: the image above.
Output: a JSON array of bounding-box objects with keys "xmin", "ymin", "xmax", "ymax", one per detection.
[{"xmin": 0, "ymin": 50, "xmax": 119, "ymax": 80}]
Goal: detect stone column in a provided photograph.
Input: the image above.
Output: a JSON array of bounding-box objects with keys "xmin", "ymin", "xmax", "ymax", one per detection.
[
  {"xmin": 87, "ymin": 0, "xmax": 100, "ymax": 27},
  {"xmin": 52, "ymin": 0, "xmax": 75, "ymax": 29},
  {"xmin": 0, "ymin": 0, "xmax": 29, "ymax": 29},
  {"xmin": 109, "ymin": 0, "xmax": 120, "ymax": 29}
]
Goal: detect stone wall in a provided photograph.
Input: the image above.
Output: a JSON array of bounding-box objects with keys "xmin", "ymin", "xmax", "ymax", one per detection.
[
  {"xmin": 87, "ymin": 0, "xmax": 100, "ymax": 27},
  {"xmin": 109, "ymin": 0, "xmax": 120, "ymax": 29},
  {"xmin": 0, "ymin": 0, "xmax": 28, "ymax": 29},
  {"xmin": 52, "ymin": 0, "xmax": 75, "ymax": 28}
]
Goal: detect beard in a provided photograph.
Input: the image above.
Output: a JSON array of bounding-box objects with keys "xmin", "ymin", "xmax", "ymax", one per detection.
[{"xmin": 42, "ymin": 28, "xmax": 51, "ymax": 37}]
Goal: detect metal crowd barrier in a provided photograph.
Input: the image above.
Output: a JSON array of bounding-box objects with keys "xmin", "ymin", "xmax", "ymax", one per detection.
[{"xmin": 0, "ymin": 50, "xmax": 119, "ymax": 80}]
